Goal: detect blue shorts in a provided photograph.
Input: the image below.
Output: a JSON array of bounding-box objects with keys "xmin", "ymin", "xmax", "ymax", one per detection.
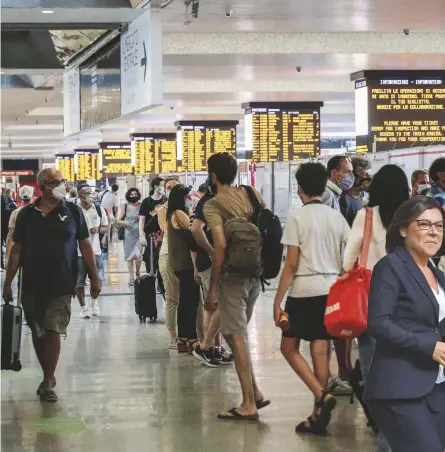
[{"xmin": 77, "ymin": 255, "xmax": 104, "ymax": 288}]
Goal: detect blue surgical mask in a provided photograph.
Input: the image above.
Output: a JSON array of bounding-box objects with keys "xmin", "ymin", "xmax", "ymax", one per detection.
[
  {"xmin": 339, "ymin": 174, "xmax": 355, "ymax": 191},
  {"xmin": 185, "ymin": 200, "xmax": 193, "ymax": 211}
]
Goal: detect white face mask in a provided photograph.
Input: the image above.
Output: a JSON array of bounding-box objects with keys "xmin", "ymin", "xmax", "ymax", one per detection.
[
  {"xmin": 417, "ymin": 183, "xmax": 431, "ymax": 193},
  {"xmin": 157, "ymin": 186, "xmax": 165, "ymax": 197},
  {"xmin": 52, "ymin": 184, "xmax": 66, "ymax": 201},
  {"xmin": 83, "ymin": 193, "xmax": 95, "ymax": 205}
]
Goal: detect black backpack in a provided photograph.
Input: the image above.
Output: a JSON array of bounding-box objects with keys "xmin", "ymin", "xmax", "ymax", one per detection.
[{"xmin": 243, "ymin": 186, "xmax": 283, "ymax": 280}]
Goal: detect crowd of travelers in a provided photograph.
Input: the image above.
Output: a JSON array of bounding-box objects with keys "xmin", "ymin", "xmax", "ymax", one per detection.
[{"xmin": 2, "ymin": 154, "xmax": 445, "ymax": 452}]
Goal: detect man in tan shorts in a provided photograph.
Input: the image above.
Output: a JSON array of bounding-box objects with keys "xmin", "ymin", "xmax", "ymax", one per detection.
[
  {"xmin": 3, "ymin": 169, "xmax": 101, "ymax": 403},
  {"xmin": 204, "ymin": 152, "xmax": 270, "ymax": 420}
]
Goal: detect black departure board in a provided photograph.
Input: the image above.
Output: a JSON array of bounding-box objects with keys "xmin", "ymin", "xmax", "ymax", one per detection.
[
  {"xmin": 243, "ymin": 102, "xmax": 322, "ymax": 162},
  {"xmin": 55, "ymin": 155, "xmax": 75, "ymax": 181},
  {"xmin": 131, "ymin": 134, "xmax": 177, "ymax": 175},
  {"xmin": 99, "ymin": 142, "xmax": 132, "ymax": 176},
  {"xmin": 74, "ymin": 149, "xmax": 101, "ymax": 180},
  {"xmin": 176, "ymin": 121, "xmax": 238, "ymax": 172},
  {"xmin": 352, "ymin": 70, "xmax": 445, "ymax": 152}
]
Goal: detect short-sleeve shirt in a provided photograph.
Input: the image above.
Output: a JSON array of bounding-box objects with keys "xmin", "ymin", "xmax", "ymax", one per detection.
[
  {"xmin": 139, "ymin": 196, "xmax": 164, "ymax": 226},
  {"xmin": 204, "ymin": 187, "xmax": 264, "ymax": 231},
  {"xmin": 193, "ymin": 193, "xmax": 214, "ymax": 273},
  {"xmin": 101, "ymin": 191, "xmax": 119, "ymax": 217},
  {"xmin": 427, "ymin": 183, "xmax": 445, "ymax": 209},
  {"xmin": 78, "ymin": 205, "xmax": 108, "ymax": 256},
  {"xmin": 13, "ymin": 198, "xmax": 89, "ymax": 297},
  {"xmin": 281, "ymin": 202, "xmax": 350, "ymax": 298}
]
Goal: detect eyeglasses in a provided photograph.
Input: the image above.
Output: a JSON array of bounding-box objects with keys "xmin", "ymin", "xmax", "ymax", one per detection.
[
  {"xmin": 44, "ymin": 179, "xmax": 66, "ymax": 188},
  {"xmin": 415, "ymin": 220, "xmax": 445, "ymax": 232}
]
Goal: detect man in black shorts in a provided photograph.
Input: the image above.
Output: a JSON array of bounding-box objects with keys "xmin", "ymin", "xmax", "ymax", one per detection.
[{"xmin": 3, "ymin": 168, "xmax": 101, "ymax": 403}]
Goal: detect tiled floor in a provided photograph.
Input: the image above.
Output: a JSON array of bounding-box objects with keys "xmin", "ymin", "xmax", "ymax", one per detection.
[{"xmin": 1, "ymin": 249, "xmax": 377, "ymax": 452}]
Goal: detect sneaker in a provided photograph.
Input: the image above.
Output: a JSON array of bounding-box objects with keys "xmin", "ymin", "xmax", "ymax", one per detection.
[
  {"xmin": 80, "ymin": 306, "xmax": 91, "ymax": 319},
  {"xmin": 169, "ymin": 339, "xmax": 178, "ymax": 350},
  {"xmin": 91, "ymin": 299, "xmax": 100, "ymax": 316},
  {"xmin": 128, "ymin": 277, "xmax": 135, "ymax": 287},
  {"xmin": 192, "ymin": 345, "xmax": 222, "ymax": 368},
  {"xmin": 213, "ymin": 348, "xmax": 234, "ymax": 365},
  {"xmin": 328, "ymin": 375, "xmax": 353, "ymax": 395}
]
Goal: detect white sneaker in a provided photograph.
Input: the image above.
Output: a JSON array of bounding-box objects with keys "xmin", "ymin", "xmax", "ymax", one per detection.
[
  {"xmin": 80, "ymin": 306, "xmax": 91, "ymax": 319},
  {"xmin": 91, "ymin": 299, "xmax": 100, "ymax": 316},
  {"xmin": 328, "ymin": 375, "xmax": 353, "ymax": 395}
]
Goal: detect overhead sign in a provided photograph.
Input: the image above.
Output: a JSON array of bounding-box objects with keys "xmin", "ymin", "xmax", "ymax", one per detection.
[
  {"xmin": 0, "ymin": 170, "xmax": 34, "ymax": 176},
  {"xmin": 131, "ymin": 134, "xmax": 177, "ymax": 175},
  {"xmin": 55, "ymin": 155, "xmax": 75, "ymax": 181},
  {"xmin": 99, "ymin": 142, "xmax": 132, "ymax": 176},
  {"xmin": 120, "ymin": 8, "xmax": 163, "ymax": 116},
  {"xmin": 243, "ymin": 102, "xmax": 323, "ymax": 162},
  {"xmin": 74, "ymin": 150, "xmax": 101, "ymax": 181},
  {"xmin": 63, "ymin": 67, "xmax": 81, "ymax": 136},
  {"xmin": 176, "ymin": 121, "xmax": 238, "ymax": 172},
  {"xmin": 352, "ymin": 70, "xmax": 445, "ymax": 152}
]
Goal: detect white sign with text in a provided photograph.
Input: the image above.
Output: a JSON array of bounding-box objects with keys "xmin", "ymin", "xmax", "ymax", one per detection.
[{"xmin": 63, "ymin": 67, "xmax": 81, "ymax": 136}]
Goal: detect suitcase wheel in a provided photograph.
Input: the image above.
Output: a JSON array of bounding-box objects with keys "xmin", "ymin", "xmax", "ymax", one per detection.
[
  {"xmin": 10, "ymin": 361, "xmax": 22, "ymax": 372},
  {"xmin": 149, "ymin": 317, "xmax": 157, "ymax": 323},
  {"xmin": 139, "ymin": 315, "xmax": 146, "ymax": 324}
]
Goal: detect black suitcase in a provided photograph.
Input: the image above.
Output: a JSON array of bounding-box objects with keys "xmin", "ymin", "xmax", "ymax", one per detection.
[
  {"xmin": 134, "ymin": 237, "xmax": 158, "ymax": 323},
  {"xmin": 1, "ymin": 303, "xmax": 23, "ymax": 371}
]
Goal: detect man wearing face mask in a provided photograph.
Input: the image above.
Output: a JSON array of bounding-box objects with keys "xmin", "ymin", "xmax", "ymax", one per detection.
[
  {"xmin": 411, "ymin": 170, "xmax": 431, "ymax": 197},
  {"xmin": 2, "ymin": 169, "xmax": 100, "ymax": 403},
  {"xmin": 426, "ymin": 157, "xmax": 445, "ymax": 209},
  {"xmin": 76, "ymin": 184, "xmax": 108, "ymax": 319},
  {"xmin": 321, "ymin": 155, "xmax": 355, "ymax": 396}
]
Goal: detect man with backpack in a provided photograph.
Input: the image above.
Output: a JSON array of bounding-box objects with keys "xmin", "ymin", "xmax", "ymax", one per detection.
[
  {"xmin": 204, "ymin": 152, "xmax": 279, "ymax": 420},
  {"xmin": 76, "ymin": 184, "xmax": 108, "ymax": 319}
]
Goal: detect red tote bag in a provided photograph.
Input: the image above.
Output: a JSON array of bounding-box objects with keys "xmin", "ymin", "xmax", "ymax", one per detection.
[{"xmin": 324, "ymin": 208, "xmax": 373, "ymax": 339}]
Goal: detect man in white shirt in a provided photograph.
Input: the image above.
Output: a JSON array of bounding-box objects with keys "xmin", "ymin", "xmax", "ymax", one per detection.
[
  {"xmin": 101, "ymin": 184, "xmax": 119, "ymax": 245},
  {"xmin": 77, "ymin": 184, "xmax": 108, "ymax": 318}
]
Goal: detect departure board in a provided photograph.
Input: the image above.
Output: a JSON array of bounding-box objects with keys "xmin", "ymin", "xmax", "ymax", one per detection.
[
  {"xmin": 99, "ymin": 142, "xmax": 132, "ymax": 176},
  {"xmin": 74, "ymin": 150, "xmax": 101, "ymax": 180},
  {"xmin": 131, "ymin": 134, "xmax": 177, "ymax": 175},
  {"xmin": 55, "ymin": 155, "xmax": 75, "ymax": 181},
  {"xmin": 176, "ymin": 121, "xmax": 238, "ymax": 172},
  {"xmin": 243, "ymin": 102, "xmax": 322, "ymax": 162},
  {"xmin": 352, "ymin": 70, "xmax": 445, "ymax": 152}
]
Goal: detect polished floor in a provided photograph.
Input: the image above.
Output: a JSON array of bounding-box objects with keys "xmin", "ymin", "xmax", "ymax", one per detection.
[{"xmin": 2, "ymin": 247, "xmax": 377, "ymax": 452}]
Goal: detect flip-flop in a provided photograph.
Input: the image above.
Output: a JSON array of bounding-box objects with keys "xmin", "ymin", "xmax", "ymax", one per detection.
[
  {"xmin": 217, "ymin": 408, "xmax": 259, "ymax": 421},
  {"xmin": 255, "ymin": 399, "xmax": 271, "ymax": 410}
]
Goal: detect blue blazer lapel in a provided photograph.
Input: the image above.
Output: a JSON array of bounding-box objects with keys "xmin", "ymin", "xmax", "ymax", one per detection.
[{"xmin": 395, "ymin": 248, "xmax": 440, "ymax": 319}]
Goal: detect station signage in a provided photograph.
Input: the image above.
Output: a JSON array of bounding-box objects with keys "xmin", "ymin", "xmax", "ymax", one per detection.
[
  {"xmin": 55, "ymin": 155, "xmax": 75, "ymax": 181},
  {"xmin": 74, "ymin": 149, "xmax": 101, "ymax": 181},
  {"xmin": 99, "ymin": 142, "xmax": 132, "ymax": 176}
]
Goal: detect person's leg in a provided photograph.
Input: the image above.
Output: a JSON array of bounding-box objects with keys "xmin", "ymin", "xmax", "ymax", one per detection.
[
  {"xmin": 127, "ymin": 260, "xmax": 134, "ymax": 280},
  {"xmin": 196, "ymin": 303, "xmax": 204, "ymax": 343},
  {"xmin": 333, "ymin": 338, "xmax": 351, "ymax": 381},
  {"xmin": 76, "ymin": 287, "xmax": 86, "ymax": 307},
  {"xmin": 201, "ymin": 308, "xmax": 220, "ymax": 350},
  {"xmin": 135, "ymin": 259, "xmax": 141, "ymax": 277},
  {"xmin": 41, "ymin": 331, "xmax": 61, "ymax": 389},
  {"xmin": 310, "ymin": 339, "xmax": 330, "ymax": 391},
  {"xmin": 32, "ymin": 335, "xmax": 45, "ymax": 370},
  {"xmin": 176, "ymin": 269, "xmax": 199, "ymax": 341},
  {"xmin": 357, "ymin": 331, "xmax": 376, "ymax": 383},
  {"xmin": 159, "ymin": 254, "xmax": 179, "ymax": 342}
]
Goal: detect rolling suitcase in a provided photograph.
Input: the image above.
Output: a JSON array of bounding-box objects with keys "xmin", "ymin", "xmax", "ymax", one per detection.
[
  {"xmin": 1, "ymin": 273, "xmax": 23, "ymax": 371},
  {"xmin": 134, "ymin": 237, "xmax": 158, "ymax": 323}
]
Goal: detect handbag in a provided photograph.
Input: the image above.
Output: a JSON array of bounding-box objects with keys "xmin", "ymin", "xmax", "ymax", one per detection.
[
  {"xmin": 118, "ymin": 204, "xmax": 128, "ymax": 241},
  {"xmin": 324, "ymin": 207, "xmax": 373, "ymax": 339}
]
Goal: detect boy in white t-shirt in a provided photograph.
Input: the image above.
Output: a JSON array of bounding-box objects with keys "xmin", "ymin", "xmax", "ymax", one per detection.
[{"xmin": 77, "ymin": 184, "xmax": 108, "ymax": 319}]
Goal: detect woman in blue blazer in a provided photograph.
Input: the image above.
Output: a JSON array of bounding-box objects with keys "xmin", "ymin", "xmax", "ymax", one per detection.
[{"xmin": 366, "ymin": 196, "xmax": 445, "ymax": 452}]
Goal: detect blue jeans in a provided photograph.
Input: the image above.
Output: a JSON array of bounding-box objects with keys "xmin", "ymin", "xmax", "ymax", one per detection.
[{"xmin": 358, "ymin": 332, "xmax": 392, "ymax": 452}]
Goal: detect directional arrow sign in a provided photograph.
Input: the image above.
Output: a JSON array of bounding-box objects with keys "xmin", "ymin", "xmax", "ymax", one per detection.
[{"xmin": 120, "ymin": 8, "xmax": 163, "ymax": 116}]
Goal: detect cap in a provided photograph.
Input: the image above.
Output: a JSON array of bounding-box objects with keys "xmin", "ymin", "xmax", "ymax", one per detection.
[{"xmin": 19, "ymin": 185, "xmax": 34, "ymax": 200}]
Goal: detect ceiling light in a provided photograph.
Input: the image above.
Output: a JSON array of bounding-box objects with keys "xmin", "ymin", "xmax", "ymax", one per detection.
[{"xmin": 41, "ymin": 10, "xmax": 54, "ymax": 14}]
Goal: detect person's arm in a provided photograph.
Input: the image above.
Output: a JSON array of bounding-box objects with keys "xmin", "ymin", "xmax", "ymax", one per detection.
[
  {"xmin": 138, "ymin": 216, "xmax": 147, "ymax": 247},
  {"xmin": 5, "ymin": 227, "xmax": 14, "ymax": 265},
  {"xmin": 191, "ymin": 218, "xmax": 213, "ymax": 255},
  {"xmin": 79, "ymin": 239, "xmax": 101, "ymax": 298},
  {"xmin": 158, "ymin": 205, "xmax": 168, "ymax": 234},
  {"xmin": 273, "ymin": 245, "xmax": 300, "ymax": 326},
  {"xmin": 172, "ymin": 210, "xmax": 190, "ymax": 230},
  {"xmin": 191, "ymin": 251, "xmax": 200, "ymax": 282},
  {"xmin": 368, "ymin": 259, "xmax": 441, "ymax": 359},
  {"xmin": 205, "ymin": 225, "xmax": 226, "ymax": 311},
  {"xmin": 99, "ymin": 207, "xmax": 108, "ymax": 234},
  {"xmin": 343, "ymin": 208, "xmax": 365, "ymax": 271}
]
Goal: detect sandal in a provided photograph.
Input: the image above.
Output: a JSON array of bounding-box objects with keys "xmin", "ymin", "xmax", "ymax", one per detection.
[
  {"xmin": 295, "ymin": 417, "xmax": 327, "ymax": 435},
  {"xmin": 128, "ymin": 277, "xmax": 135, "ymax": 287},
  {"xmin": 36, "ymin": 377, "xmax": 56, "ymax": 396},
  {"xmin": 217, "ymin": 408, "xmax": 259, "ymax": 421},
  {"xmin": 315, "ymin": 391, "xmax": 337, "ymax": 427},
  {"xmin": 255, "ymin": 399, "xmax": 271, "ymax": 410},
  {"xmin": 177, "ymin": 339, "xmax": 188, "ymax": 353},
  {"xmin": 39, "ymin": 388, "xmax": 59, "ymax": 403},
  {"xmin": 187, "ymin": 339, "xmax": 199, "ymax": 355}
]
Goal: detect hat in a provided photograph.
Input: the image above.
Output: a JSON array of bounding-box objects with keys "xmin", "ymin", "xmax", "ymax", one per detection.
[{"xmin": 19, "ymin": 185, "xmax": 34, "ymax": 200}]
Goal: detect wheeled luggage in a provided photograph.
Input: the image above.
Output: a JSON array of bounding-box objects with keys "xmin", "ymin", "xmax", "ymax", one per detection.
[
  {"xmin": 1, "ymin": 303, "xmax": 23, "ymax": 371},
  {"xmin": 134, "ymin": 237, "xmax": 158, "ymax": 323}
]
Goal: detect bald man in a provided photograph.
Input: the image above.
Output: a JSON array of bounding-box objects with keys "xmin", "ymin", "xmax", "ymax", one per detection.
[{"xmin": 3, "ymin": 169, "xmax": 101, "ymax": 403}]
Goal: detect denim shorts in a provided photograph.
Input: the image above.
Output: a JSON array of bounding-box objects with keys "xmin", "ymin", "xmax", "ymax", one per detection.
[{"xmin": 77, "ymin": 254, "xmax": 104, "ymax": 287}]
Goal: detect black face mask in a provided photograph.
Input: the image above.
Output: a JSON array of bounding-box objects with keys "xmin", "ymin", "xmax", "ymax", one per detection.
[
  {"xmin": 126, "ymin": 195, "xmax": 140, "ymax": 203},
  {"xmin": 206, "ymin": 176, "xmax": 217, "ymax": 195}
]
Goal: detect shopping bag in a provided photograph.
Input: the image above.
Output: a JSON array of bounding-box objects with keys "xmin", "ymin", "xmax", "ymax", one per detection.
[{"xmin": 325, "ymin": 208, "xmax": 373, "ymax": 339}]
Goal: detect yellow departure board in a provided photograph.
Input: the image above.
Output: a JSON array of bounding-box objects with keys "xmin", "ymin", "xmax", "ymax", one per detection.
[
  {"xmin": 132, "ymin": 134, "xmax": 177, "ymax": 175},
  {"xmin": 353, "ymin": 71, "xmax": 445, "ymax": 152},
  {"xmin": 74, "ymin": 150, "xmax": 101, "ymax": 180},
  {"xmin": 100, "ymin": 142, "xmax": 132, "ymax": 176},
  {"xmin": 55, "ymin": 155, "xmax": 75, "ymax": 181},
  {"xmin": 176, "ymin": 121, "xmax": 238, "ymax": 172},
  {"xmin": 243, "ymin": 103, "xmax": 322, "ymax": 162}
]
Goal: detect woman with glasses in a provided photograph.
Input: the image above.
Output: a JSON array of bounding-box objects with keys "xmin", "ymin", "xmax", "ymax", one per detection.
[
  {"xmin": 118, "ymin": 188, "xmax": 143, "ymax": 286},
  {"xmin": 166, "ymin": 184, "xmax": 200, "ymax": 353},
  {"xmin": 365, "ymin": 196, "xmax": 445, "ymax": 452}
]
